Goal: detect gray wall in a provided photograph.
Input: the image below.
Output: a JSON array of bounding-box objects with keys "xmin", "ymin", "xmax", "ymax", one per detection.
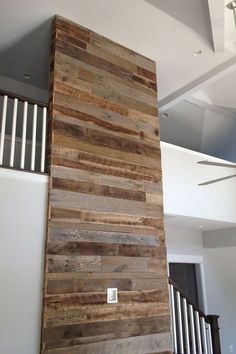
[
  {"xmin": 203, "ymin": 228, "xmax": 236, "ymax": 354},
  {"xmin": 160, "ymin": 100, "xmax": 236, "ymax": 162}
]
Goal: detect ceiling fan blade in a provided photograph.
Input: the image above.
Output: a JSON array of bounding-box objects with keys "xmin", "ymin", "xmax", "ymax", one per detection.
[
  {"xmin": 199, "ymin": 174, "xmax": 236, "ymax": 186},
  {"xmin": 197, "ymin": 160, "xmax": 236, "ymax": 168}
]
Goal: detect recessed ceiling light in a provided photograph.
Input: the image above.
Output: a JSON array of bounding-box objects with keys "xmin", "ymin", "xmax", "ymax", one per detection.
[
  {"xmin": 23, "ymin": 73, "xmax": 31, "ymax": 80},
  {"xmin": 162, "ymin": 112, "xmax": 169, "ymax": 118},
  {"xmin": 193, "ymin": 50, "xmax": 203, "ymax": 56}
]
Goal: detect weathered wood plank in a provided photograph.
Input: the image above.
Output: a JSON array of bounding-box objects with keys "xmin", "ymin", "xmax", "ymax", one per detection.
[
  {"xmin": 53, "ymin": 92, "xmax": 159, "ymax": 141},
  {"xmin": 46, "ymin": 272, "xmax": 166, "ymax": 281},
  {"xmin": 51, "ymin": 165, "xmax": 162, "ymax": 195},
  {"xmin": 48, "ymin": 219, "xmax": 165, "ymax": 238},
  {"xmin": 56, "ymin": 29, "xmax": 87, "ymax": 50},
  {"xmin": 47, "ymin": 277, "xmax": 167, "ymax": 294},
  {"xmin": 54, "ymin": 68, "xmax": 158, "ymax": 115},
  {"xmin": 45, "ymin": 290, "xmax": 169, "ymax": 310},
  {"xmin": 55, "ymin": 51, "xmax": 157, "ymax": 101},
  {"xmin": 48, "ymin": 227, "xmax": 160, "ymax": 246},
  {"xmin": 52, "ymin": 107, "xmax": 159, "ymax": 157},
  {"xmin": 53, "ymin": 134, "xmax": 161, "ymax": 170},
  {"xmin": 50, "ymin": 208, "xmax": 164, "ymax": 230},
  {"xmin": 47, "ymin": 241, "xmax": 166, "ymax": 258},
  {"xmin": 47, "ymin": 255, "xmax": 167, "ymax": 274},
  {"xmin": 42, "ymin": 332, "xmax": 171, "ymax": 353},
  {"xmin": 52, "ymin": 155, "xmax": 157, "ymax": 184},
  {"xmin": 51, "ymin": 146, "xmax": 161, "ymax": 184},
  {"xmin": 89, "ymin": 29, "xmax": 156, "ymax": 72},
  {"xmin": 55, "ymin": 39, "xmax": 158, "ymax": 99},
  {"xmin": 44, "ymin": 303, "xmax": 170, "ymax": 327},
  {"xmin": 42, "ymin": 315, "xmax": 170, "ymax": 348},
  {"xmin": 56, "ymin": 17, "xmax": 90, "ymax": 43},
  {"xmin": 51, "ymin": 144, "xmax": 160, "ymax": 178},
  {"xmin": 53, "ymin": 108, "xmax": 159, "ymax": 151},
  {"xmin": 56, "ymin": 24, "xmax": 157, "ymax": 81},
  {"xmin": 50, "ymin": 189, "xmax": 163, "ymax": 218},
  {"xmin": 52, "ymin": 177, "xmax": 146, "ymax": 202},
  {"xmin": 53, "ymin": 100, "xmax": 159, "ymax": 144},
  {"xmin": 55, "ymin": 63, "xmax": 157, "ymax": 107}
]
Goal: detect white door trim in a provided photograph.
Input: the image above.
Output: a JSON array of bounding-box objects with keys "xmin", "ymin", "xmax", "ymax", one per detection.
[{"xmin": 167, "ymin": 253, "xmax": 208, "ymax": 313}]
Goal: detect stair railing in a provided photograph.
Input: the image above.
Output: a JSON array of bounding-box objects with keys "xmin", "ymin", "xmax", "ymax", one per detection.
[
  {"xmin": 0, "ymin": 89, "xmax": 48, "ymax": 173},
  {"xmin": 169, "ymin": 277, "xmax": 221, "ymax": 354}
]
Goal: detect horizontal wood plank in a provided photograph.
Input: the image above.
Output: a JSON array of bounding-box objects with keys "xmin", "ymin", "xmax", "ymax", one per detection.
[
  {"xmin": 47, "ymin": 277, "xmax": 168, "ymax": 294},
  {"xmin": 50, "ymin": 189, "xmax": 163, "ymax": 218},
  {"xmin": 47, "ymin": 255, "xmax": 167, "ymax": 274},
  {"xmin": 42, "ymin": 332, "xmax": 171, "ymax": 353},
  {"xmin": 42, "ymin": 315, "xmax": 170, "ymax": 348}
]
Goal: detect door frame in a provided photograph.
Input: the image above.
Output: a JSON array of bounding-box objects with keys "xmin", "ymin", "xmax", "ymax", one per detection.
[{"xmin": 167, "ymin": 254, "xmax": 208, "ymax": 313}]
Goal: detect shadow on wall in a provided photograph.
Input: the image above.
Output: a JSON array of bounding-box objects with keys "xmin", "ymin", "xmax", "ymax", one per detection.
[
  {"xmin": 145, "ymin": 0, "xmax": 212, "ymax": 47},
  {"xmin": 0, "ymin": 18, "xmax": 52, "ymax": 91}
]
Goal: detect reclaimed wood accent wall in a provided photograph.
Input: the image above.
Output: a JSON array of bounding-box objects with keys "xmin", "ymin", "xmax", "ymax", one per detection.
[{"xmin": 41, "ymin": 16, "xmax": 171, "ymax": 354}]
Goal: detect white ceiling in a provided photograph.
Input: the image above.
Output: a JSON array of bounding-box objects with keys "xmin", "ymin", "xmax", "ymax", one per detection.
[
  {"xmin": 0, "ymin": 0, "xmax": 236, "ymax": 102},
  {"xmin": 193, "ymin": 70, "xmax": 236, "ymax": 109},
  {"xmin": 165, "ymin": 214, "xmax": 236, "ymax": 231}
]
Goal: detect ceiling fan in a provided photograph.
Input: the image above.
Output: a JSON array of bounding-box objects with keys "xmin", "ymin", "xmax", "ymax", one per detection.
[{"xmin": 197, "ymin": 160, "xmax": 236, "ymax": 186}]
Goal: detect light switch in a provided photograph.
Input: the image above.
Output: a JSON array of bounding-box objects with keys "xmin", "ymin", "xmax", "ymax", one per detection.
[{"xmin": 107, "ymin": 288, "xmax": 118, "ymax": 303}]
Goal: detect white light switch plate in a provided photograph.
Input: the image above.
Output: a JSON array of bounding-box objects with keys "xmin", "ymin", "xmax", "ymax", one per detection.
[{"xmin": 107, "ymin": 288, "xmax": 118, "ymax": 303}]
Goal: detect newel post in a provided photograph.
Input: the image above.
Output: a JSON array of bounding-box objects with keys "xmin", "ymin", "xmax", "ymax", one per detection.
[{"xmin": 206, "ymin": 315, "xmax": 221, "ymax": 354}]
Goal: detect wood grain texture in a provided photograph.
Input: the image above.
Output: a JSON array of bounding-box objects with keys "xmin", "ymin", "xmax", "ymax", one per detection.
[{"xmin": 41, "ymin": 15, "xmax": 170, "ymax": 353}]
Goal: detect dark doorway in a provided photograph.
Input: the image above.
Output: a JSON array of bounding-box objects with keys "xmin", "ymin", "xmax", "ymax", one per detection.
[{"xmin": 169, "ymin": 263, "xmax": 199, "ymax": 307}]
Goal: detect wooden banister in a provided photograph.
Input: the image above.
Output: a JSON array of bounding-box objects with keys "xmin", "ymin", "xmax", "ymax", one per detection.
[
  {"xmin": 0, "ymin": 88, "xmax": 48, "ymax": 108},
  {"xmin": 168, "ymin": 277, "xmax": 209, "ymax": 322},
  {"xmin": 0, "ymin": 90, "xmax": 48, "ymax": 173},
  {"xmin": 206, "ymin": 315, "xmax": 221, "ymax": 354},
  {"xmin": 169, "ymin": 277, "xmax": 221, "ymax": 354}
]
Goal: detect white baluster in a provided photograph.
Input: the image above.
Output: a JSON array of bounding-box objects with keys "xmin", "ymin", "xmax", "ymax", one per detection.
[
  {"xmin": 40, "ymin": 106, "xmax": 47, "ymax": 173},
  {"xmin": 20, "ymin": 101, "xmax": 28, "ymax": 169},
  {"xmin": 0, "ymin": 95, "xmax": 8, "ymax": 165},
  {"xmin": 170, "ymin": 285, "xmax": 178, "ymax": 353},
  {"xmin": 189, "ymin": 305, "xmax": 197, "ymax": 354},
  {"xmin": 201, "ymin": 317, "xmax": 208, "ymax": 353},
  {"xmin": 31, "ymin": 104, "xmax": 37, "ymax": 171},
  {"xmin": 195, "ymin": 311, "xmax": 203, "ymax": 354},
  {"xmin": 207, "ymin": 323, "xmax": 213, "ymax": 354},
  {"xmin": 176, "ymin": 291, "xmax": 184, "ymax": 354},
  {"xmin": 183, "ymin": 298, "xmax": 190, "ymax": 354},
  {"xmin": 10, "ymin": 98, "xmax": 18, "ymax": 167}
]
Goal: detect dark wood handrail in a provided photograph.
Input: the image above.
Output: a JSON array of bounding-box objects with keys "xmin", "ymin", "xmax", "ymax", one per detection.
[
  {"xmin": 168, "ymin": 277, "xmax": 210, "ymax": 323},
  {"xmin": 0, "ymin": 88, "xmax": 49, "ymax": 108}
]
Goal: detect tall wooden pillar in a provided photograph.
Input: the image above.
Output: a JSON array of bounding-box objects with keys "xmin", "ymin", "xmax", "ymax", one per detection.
[{"xmin": 41, "ymin": 16, "xmax": 171, "ymax": 353}]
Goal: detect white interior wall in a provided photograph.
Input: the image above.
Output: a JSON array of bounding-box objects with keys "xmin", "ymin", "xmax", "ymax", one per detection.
[
  {"xmin": 166, "ymin": 224, "xmax": 236, "ymax": 353},
  {"xmin": 161, "ymin": 142, "xmax": 236, "ymax": 224},
  {"xmin": 203, "ymin": 246, "xmax": 236, "ymax": 353},
  {"xmin": 203, "ymin": 229, "xmax": 236, "ymax": 354},
  {"xmin": 0, "ymin": 168, "xmax": 48, "ymax": 354},
  {"xmin": 165, "ymin": 226, "xmax": 203, "ymax": 256}
]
